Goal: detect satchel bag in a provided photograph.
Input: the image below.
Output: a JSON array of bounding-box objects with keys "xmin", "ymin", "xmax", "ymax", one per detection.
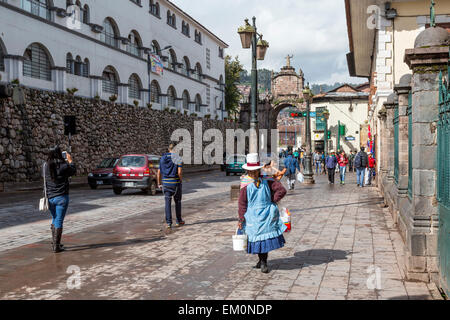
[{"xmin": 39, "ymin": 163, "xmax": 49, "ymax": 212}]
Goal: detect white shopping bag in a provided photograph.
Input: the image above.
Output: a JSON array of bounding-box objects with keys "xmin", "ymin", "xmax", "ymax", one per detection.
[
  {"xmin": 297, "ymin": 172, "xmax": 304, "ymax": 183},
  {"xmin": 364, "ymin": 169, "xmax": 370, "ymax": 186}
]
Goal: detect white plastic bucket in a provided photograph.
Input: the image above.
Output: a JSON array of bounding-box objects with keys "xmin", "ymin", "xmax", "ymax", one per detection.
[{"xmin": 232, "ymin": 228, "xmax": 248, "ymax": 251}]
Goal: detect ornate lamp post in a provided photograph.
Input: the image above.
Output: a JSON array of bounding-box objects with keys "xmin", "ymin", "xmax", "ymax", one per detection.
[
  {"xmin": 303, "ymin": 84, "xmax": 315, "ymax": 184},
  {"xmin": 238, "ymin": 18, "xmax": 269, "ymax": 153},
  {"xmin": 323, "ymin": 108, "xmax": 330, "ymax": 157}
]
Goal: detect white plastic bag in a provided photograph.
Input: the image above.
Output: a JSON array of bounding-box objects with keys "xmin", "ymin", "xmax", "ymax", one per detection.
[
  {"xmin": 232, "ymin": 228, "xmax": 248, "ymax": 251},
  {"xmin": 364, "ymin": 169, "xmax": 370, "ymax": 186},
  {"xmin": 297, "ymin": 172, "xmax": 304, "ymax": 183}
]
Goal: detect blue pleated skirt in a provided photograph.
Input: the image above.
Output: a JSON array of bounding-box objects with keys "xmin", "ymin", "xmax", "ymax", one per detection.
[{"xmin": 247, "ymin": 234, "xmax": 286, "ymax": 254}]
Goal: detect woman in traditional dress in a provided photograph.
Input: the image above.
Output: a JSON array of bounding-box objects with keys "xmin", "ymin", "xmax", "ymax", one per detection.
[{"xmin": 238, "ymin": 153, "xmax": 287, "ymax": 274}]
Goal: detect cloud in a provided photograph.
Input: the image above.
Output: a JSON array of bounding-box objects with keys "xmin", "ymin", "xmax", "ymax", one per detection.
[{"xmin": 171, "ymin": 0, "xmax": 367, "ymax": 85}]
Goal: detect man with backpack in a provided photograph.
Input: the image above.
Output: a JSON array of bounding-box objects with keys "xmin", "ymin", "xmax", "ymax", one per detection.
[
  {"xmin": 284, "ymin": 152, "xmax": 301, "ymax": 190},
  {"xmin": 354, "ymin": 147, "xmax": 369, "ymax": 188},
  {"xmin": 325, "ymin": 150, "xmax": 338, "ymax": 184}
]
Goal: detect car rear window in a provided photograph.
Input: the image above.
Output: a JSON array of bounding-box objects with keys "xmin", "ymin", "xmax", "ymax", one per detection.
[
  {"xmin": 227, "ymin": 156, "xmax": 246, "ymax": 164},
  {"xmin": 97, "ymin": 158, "xmax": 118, "ymax": 168},
  {"xmin": 118, "ymin": 156, "xmax": 146, "ymax": 168}
]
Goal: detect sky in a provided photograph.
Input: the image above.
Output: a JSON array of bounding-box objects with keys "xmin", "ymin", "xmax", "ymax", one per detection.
[{"xmin": 171, "ymin": 0, "xmax": 367, "ymax": 85}]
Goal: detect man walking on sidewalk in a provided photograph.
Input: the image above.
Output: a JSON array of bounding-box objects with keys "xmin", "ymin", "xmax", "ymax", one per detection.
[
  {"xmin": 325, "ymin": 150, "xmax": 338, "ymax": 184},
  {"xmin": 284, "ymin": 152, "xmax": 301, "ymax": 190},
  {"xmin": 354, "ymin": 147, "xmax": 369, "ymax": 188},
  {"xmin": 158, "ymin": 144, "xmax": 185, "ymax": 229}
]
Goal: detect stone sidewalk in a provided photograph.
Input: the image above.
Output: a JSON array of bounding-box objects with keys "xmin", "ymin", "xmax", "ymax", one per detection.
[{"xmin": 0, "ymin": 173, "xmax": 442, "ymax": 300}]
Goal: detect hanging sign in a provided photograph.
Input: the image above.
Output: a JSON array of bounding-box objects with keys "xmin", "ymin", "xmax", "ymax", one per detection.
[{"xmin": 149, "ymin": 54, "xmax": 164, "ymax": 76}]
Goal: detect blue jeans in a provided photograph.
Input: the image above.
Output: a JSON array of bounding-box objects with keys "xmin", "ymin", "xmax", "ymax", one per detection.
[
  {"xmin": 315, "ymin": 161, "xmax": 321, "ymax": 174},
  {"xmin": 163, "ymin": 183, "xmax": 182, "ymax": 225},
  {"xmin": 356, "ymin": 168, "xmax": 366, "ymax": 187},
  {"xmin": 48, "ymin": 195, "xmax": 69, "ymax": 228},
  {"xmin": 340, "ymin": 166, "xmax": 347, "ymax": 183}
]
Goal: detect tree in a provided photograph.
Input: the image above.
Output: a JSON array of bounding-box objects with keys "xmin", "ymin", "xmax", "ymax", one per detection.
[{"xmin": 225, "ymin": 55, "xmax": 244, "ymax": 119}]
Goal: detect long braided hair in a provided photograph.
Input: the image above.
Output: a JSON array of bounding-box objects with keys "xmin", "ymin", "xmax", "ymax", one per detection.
[{"xmin": 47, "ymin": 146, "xmax": 64, "ymax": 181}]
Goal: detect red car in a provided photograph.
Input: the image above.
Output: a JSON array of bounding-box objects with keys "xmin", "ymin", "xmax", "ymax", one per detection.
[
  {"xmin": 88, "ymin": 158, "xmax": 119, "ymax": 189},
  {"xmin": 112, "ymin": 154, "xmax": 161, "ymax": 196}
]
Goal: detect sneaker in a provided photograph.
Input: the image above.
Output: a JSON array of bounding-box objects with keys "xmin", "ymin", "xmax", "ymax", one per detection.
[
  {"xmin": 175, "ymin": 221, "xmax": 185, "ymax": 228},
  {"xmin": 166, "ymin": 224, "xmax": 172, "ymax": 229}
]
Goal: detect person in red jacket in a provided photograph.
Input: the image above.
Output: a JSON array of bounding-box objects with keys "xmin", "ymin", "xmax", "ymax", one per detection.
[
  {"xmin": 337, "ymin": 151, "xmax": 349, "ymax": 185},
  {"xmin": 367, "ymin": 152, "xmax": 376, "ymax": 186}
]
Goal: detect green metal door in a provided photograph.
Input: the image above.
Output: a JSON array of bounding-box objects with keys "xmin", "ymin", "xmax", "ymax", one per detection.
[
  {"xmin": 394, "ymin": 106, "xmax": 400, "ymax": 184},
  {"xmin": 438, "ymin": 67, "xmax": 450, "ymax": 296}
]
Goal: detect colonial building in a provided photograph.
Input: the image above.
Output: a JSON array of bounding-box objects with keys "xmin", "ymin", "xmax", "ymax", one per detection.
[
  {"xmin": 0, "ymin": 0, "xmax": 228, "ymax": 118},
  {"xmin": 346, "ymin": 0, "xmax": 450, "ymax": 295},
  {"xmin": 311, "ymin": 84, "xmax": 369, "ymax": 154}
]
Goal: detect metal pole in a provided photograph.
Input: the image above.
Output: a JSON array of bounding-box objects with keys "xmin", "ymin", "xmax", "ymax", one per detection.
[
  {"xmin": 338, "ymin": 120, "xmax": 341, "ymax": 152},
  {"xmin": 324, "ymin": 117, "xmax": 328, "ymax": 157},
  {"xmin": 303, "ymin": 91, "xmax": 315, "ymax": 184},
  {"xmin": 148, "ymin": 53, "xmax": 152, "ymax": 106},
  {"xmin": 249, "ymin": 16, "xmax": 258, "ymax": 154}
]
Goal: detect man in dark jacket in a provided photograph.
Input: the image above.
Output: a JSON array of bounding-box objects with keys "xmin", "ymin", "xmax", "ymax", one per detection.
[
  {"xmin": 284, "ymin": 152, "xmax": 301, "ymax": 190},
  {"xmin": 158, "ymin": 144, "xmax": 184, "ymax": 229},
  {"xmin": 325, "ymin": 150, "xmax": 338, "ymax": 184},
  {"xmin": 354, "ymin": 147, "xmax": 369, "ymax": 187}
]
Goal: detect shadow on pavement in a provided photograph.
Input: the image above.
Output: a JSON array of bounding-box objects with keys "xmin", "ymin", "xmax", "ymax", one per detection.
[
  {"xmin": 270, "ymin": 249, "xmax": 352, "ymax": 271},
  {"xmin": 187, "ymin": 218, "xmax": 236, "ymax": 226},
  {"xmin": 292, "ymin": 198, "xmax": 384, "ymax": 212},
  {"xmin": 65, "ymin": 236, "xmax": 165, "ymax": 252}
]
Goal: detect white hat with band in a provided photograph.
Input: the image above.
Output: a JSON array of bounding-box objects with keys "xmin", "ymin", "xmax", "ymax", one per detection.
[{"xmin": 242, "ymin": 153, "xmax": 264, "ymax": 171}]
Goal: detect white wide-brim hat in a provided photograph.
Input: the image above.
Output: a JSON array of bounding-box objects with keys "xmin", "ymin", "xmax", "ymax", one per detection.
[{"xmin": 242, "ymin": 153, "xmax": 264, "ymax": 171}]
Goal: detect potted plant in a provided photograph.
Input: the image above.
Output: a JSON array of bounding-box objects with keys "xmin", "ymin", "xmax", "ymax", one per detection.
[
  {"xmin": 184, "ymin": 110, "xmax": 188, "ymax": 115},
  {"xmin": 109, "ymin": 94, "xmax": 118, "ymax": 103},
  {"xmin": 66, "ymin": 88, "xmax": 78, "ymax": 96},
  {"xmin": 147, "ymin": 103, "xmax": 153, "ymax": 109},
  {"xmin": 205, "ymin": 114, "xmax": 211, "ymax": 119},
  {"xmin": 133, "ymin": 100, "xmax": 139, "ymax": 107}
]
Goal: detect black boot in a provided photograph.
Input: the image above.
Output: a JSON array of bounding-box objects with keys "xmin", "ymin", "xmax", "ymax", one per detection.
[
  {"xmin": 51, "ymin": 224, "xmax": 55, "ymax": 251},
  {"xmin": 254, "ymin": 255, "xmax": 262, "ymax": 269},
  {"xmin": 54, "ymin": 228, "xmax": 65, "ymax": 253},
  {"xmin": 260, "ymin": 254, "xmax": 269, "ymax": 274}
]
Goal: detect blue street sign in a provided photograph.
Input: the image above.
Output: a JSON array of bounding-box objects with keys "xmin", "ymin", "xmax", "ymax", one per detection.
[
  {"xmin": 345, "ymin": 137, "xmax": 356, "ymax": 141},
  {"xmin": 310, "ymin": 112, "xmax": 316, "ymax": 117}
]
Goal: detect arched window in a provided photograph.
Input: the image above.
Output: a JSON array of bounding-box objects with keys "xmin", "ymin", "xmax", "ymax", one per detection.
[
  {"xmin": 23, "ymin": 43, "xmax": 52, "ymax": 81},
  {"xmin": 167, "ymin": 10, "xmax": 176, "ymax": 28},
  {"xmin": 102, "ymin": 66, "xmax": 119, "ymax": 94},
  {"xmin": 195, "ymin": 94, "xmax": 202, "ymax": 112},
  {"xmin": 101, "ymin": 18, "xmax": 119, "ymax": 48},
  {"xmin": 82, "ymin": 4, "xmax": 90, "ymax": 24},
  {"xmin": 82, "ymin": 58, "xmax": 89, "ymax": 77},
  {"xmin": 22, "ymin": 0, "xmax": 51, "ymax": 21},
  {"xmin": 66, "ymin": 53, "xmax": 74, "ymax": 74},
  {"xmin": 150, "ymin": 0, "xmax": 160, "ymax": 16},
  {"xmin": 168, "ymin": 49, "xmax": 177, "ymax": 71},
  {"xmin": 74, "ymin": 55, "xmax": 82, "ymax": 76},
  {"xmin": 0, "ymin": 45, "xmax": 4, "ymax": 71},
  {"xmin": 182, "ymin": 57, "xmax": 190, "ymax": 77},
  {"xmin": 127, "ymin": 31, "xmax": 142, "ymax": 57},
  {"xmin": 167, "ymin": 86, "xmax": 176, "ymax": 107},
  {"xmin": 151, "ymin": 40, "xmax": 161, "ymax": 56},
  {"xmin": 150, "ymin": 80, "xmax": 161, "ymax": 103},
  {"xmin": 182, "ymin": 21, "xmax": 190, "ymax": 37},
  {"xmin": 128, "ymin": 74, "xmax": 141, "ymax": 100},
  {"xmin": 182, "ymin": 90, "xmax": 190, "ymax": 110},
  {"xmin": 195, "ymin": 30, "xmax": 202, "ymax": 44},
  {"xmin": 194, "ymin": 63, "xmax": 202, "ymax": 81}
]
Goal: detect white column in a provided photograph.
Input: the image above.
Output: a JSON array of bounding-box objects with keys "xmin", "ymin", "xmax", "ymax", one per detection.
[
  {"xmin": 118, "ymin": 84, "xmax": 128, "ymax": 104},
  {"xmin": 52, "ymin": 67, "xmax": 66, "ymax": 93},
  {"xmin": 90, "ymin": 76, "xmax": 102, "ymax": 98},
  {"xmin": 4, "ymin": 55, "xmax": 24, "ymax": 83}
]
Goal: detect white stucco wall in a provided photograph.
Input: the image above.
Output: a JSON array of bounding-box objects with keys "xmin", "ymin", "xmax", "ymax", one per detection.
[{"xmin": 0, "ymin": 0, "xmax": 227, "ymax": 118}]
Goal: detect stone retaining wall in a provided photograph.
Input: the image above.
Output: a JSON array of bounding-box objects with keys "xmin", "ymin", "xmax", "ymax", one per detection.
[{"xmin": 0, "ymin": 88, "xmax": 244, "ymax": 182}]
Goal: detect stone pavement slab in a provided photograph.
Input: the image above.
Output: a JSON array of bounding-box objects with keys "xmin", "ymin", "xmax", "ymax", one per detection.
[{"xmin": 0, "ymin": 173, "xmax": 440, "ymax": 300}]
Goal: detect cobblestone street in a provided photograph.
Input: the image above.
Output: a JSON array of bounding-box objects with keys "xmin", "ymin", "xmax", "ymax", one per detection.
[{"xmin": 0, "ymin": 172, "xmax": 442, "ymax": 300}]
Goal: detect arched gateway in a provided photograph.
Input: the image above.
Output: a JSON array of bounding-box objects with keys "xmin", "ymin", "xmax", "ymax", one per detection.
[{"xmin": 239, "ymin": 56, "xmax": 308, "ymax": 153}]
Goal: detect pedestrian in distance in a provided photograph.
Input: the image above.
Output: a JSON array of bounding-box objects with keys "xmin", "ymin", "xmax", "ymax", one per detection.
[
  {"xmin": 314, "ymin": 151, "xmax": 322, "ymax": 175},
  {"xmin": 283, "ymin": 151, "xmax": 301, "ymax": 190},
  {"xmin": 367, "ymin": 152, "xmax": 377, "ymax": 186},
  {"xmin": 354, "ymin": 147, "xmax": 369, "ymax": 188},
  {"xmin": 43, "ymin": 145, "xmax": 77, "ymax": 253},
  {"xmin": 238, "ymin": 153, "xmax": 287, "ymax": 274},
  {"xmin": 325, "ymin": 150, "xmax": 338, "ymax": 184},
  {"xmin": 349, "ymin": 151, "xmax": 355, "ymax": 172},
  {"xmin": 338, "ymin": 151, "xmax": 349, "ymax": 185},
  {"xmin": 157, "ymin": 143, "xmax": 185, "ymax": 229}
]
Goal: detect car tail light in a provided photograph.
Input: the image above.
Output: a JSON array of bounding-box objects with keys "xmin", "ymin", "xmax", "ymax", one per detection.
[{"xmin": 144, "ymin": 168, "xmax": 150, "ymax": 177}]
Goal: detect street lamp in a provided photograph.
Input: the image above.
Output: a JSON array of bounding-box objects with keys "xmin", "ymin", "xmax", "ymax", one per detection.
[
  {"xmin": 238, "ymin": 17, "xmax": 268, "ymax": 154},
  {"xmin": 148, "ymin": 45, "xmax": 172, "ymax": 106},
  {"xmin": 323, "ymin": 108, "xmax": 330, "ymax": 157},
  {"xmin": 303, "ymin": 84, "xmax": 315, "ymax": 184}
]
